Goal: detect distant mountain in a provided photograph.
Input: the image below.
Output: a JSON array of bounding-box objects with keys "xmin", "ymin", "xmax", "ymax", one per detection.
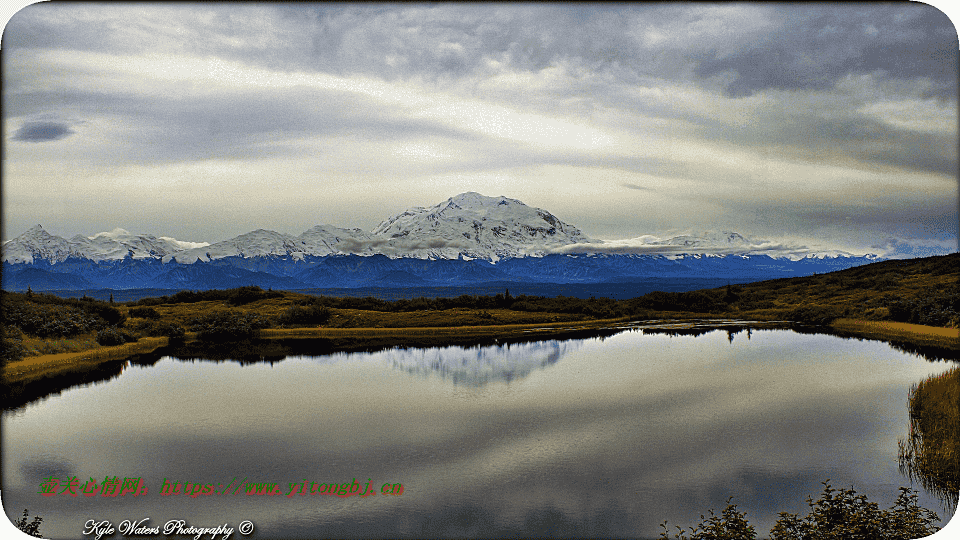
[
  {"xmin": 2, "ymin": 193, "xmax": 886, "ymax": 291},
  {"xmin": 2, "ymin": 225, "xmax": 85, "ymax": 264},
  {"xmin": 371, "ymin": 191, "xmax": 594, "ymax": 260}
]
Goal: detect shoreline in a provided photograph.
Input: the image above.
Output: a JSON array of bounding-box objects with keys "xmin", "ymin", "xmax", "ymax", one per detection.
[{"xmin": 4, "ymin": 317, "xmax": 958, "ymax": 388}]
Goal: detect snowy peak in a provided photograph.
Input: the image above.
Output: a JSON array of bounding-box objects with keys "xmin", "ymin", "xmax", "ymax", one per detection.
[
  {"xmin": 372, "ymin": 192, "xmax": 593, "ymax": 260},
  {"xmin": 657, "ymin": 231, "xmax": 751, "ymax": 248},
  {"xmin": 1, "ymin": 224, "xmax": 83, "ymax": 264},
  {"xmin": 72, "ymin": 228, "xmax": 202, "ymax": 260},
  {"xmin": 2, "ymin": 226, "xmax": 208, "ymax": 264},
  {"xmin": 166, "ymin": 225, "xmax": 380, "ymax": 263}
]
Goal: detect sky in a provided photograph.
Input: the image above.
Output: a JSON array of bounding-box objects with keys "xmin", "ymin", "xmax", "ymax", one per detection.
[{"xmin": 2, "ymin": 2, "xmax": 958, "ymax": 258}]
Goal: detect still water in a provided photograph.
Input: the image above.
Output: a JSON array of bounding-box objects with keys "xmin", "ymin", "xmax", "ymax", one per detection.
[{"xmin": 3, "ymin": 325, "xmax": 957, "ymax": 538}]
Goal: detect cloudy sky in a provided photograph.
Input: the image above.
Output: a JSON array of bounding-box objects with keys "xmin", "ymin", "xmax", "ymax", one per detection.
[{"xmin": 3, "ymin": 2, "xmax": 958, "ymax": 257}]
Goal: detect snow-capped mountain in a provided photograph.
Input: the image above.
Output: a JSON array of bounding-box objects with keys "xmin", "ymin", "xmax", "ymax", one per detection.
[
  {"xmin": 3, "ymin": 193, "xmax": 892, "ymax": 292},
  {"xmin": 71, "ymin": 228, "xmax": 208, "ymax": 261},
  {"xmin": 2, "ymin": 225, "xmax": 85, "ymax": 264},
  {"xmin": 371, "ymin": 192, "xmax": 594, "ymax": 260},
  {"xmin": 1, "ymin": 225, "xmax": 207, "ymax": 264},
  {"xmin": 165, "ymin": 225, "xmax": 383, "ymax": 263}
]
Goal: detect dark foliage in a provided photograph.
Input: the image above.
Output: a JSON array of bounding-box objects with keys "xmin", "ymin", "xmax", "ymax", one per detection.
[
  {"xmin": 189, "ymin": 310, "xmax": 271, "ymax": 342},
  {"xmin": 226, "ymin": 285, "xmax": 283, "ymax": 306},
  {"xmin": 786, "ymin": 304, "xmax": 847, "ymax": 326},
  {"xmin": 131, "ymin": 286, "xmax": 283, "ymax": 307},
  {"xmin": 129, "ymin": 306, "xmax": 161, "ymax": 319},
  {"xmin": 96, "ymin": 326, "xmax": 138, "ymax": 346},
  {"xmin": 885, "ymin": 284, "xmax": 959, "ymax": 327},
  {"xmin": 128, "ymin": 319, "xmax": 187, "ymax": 340},
  {"xmin": 660, "ymin": 498, "xmax": 756, "ymax": 539},
  {"xmin": 1, "ymin": 291, "xmax": 125, "ymax": 338},
  {"xmin": 661, "ymin": 483, "xmax": 940, "ymax": 540},
  {"xmin": 276, "ymin": 302, "xmax": 332, "ymax": 326},
  {"xmin": 14, "ymin": 509, "xmax": 43, "ymax": 538},
  {"xmin": 1, "ymin": 324, "xmax": 28, "ymax": 366}
]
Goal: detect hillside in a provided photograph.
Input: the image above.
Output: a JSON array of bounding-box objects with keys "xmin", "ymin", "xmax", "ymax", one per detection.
[{"xmin": 711, "ymin": 251, "xmax": 959, "ymax": 328}]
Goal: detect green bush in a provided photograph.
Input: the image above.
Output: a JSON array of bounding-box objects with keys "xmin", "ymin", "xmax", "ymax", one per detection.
[
  {"xmin": 96, "ymin": 326, "xmax": 138, "ymax": 346},
  {"xmin": 189, "ymin": 310, "xmax": 271, "ymax": 341},
  {"xmin": 660, "ymin": 498, "xmax": 756, "ymax": 540},
  {"xmin": 276, "ymin": 304, "xmax": 332, "ymax": 326},
  {"xmin": 1, "ymin": 324, "xmax": 28, "ymax": 366},
  {"xmin": 129, "ymin": 306, "xmax": 161, "ymax": 319},
  {"xmin": 786, "ymin": 304, "xmax": 844, "ymax": 326},
  {"xmin": 660, "ymin": 483, "xmax": 940, "ymax": 540},
  {"xmin": 227, "ymin": 286, "xmax": 282, "ymax": 306}
]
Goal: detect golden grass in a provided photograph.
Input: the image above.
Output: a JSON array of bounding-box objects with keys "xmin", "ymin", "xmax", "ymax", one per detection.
[
  {"xmin": 4, "ymin": 336, "xmax": 167, "ymax": 384},
  {"xmin": 899, "ymin": 366, "xmax": 960, "ymax": 508},
  {"xmin": 831, "ymin": 318, "xmax": 960, "ymax": 349}
]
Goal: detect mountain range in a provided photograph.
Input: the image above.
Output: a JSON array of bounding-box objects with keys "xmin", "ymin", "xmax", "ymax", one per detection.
[{"xmin": 2, "ymin": 192, "xmax": 880, "ymax": 292}]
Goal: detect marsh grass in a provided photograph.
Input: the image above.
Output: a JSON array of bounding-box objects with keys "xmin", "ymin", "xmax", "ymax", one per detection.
[
  {"xmin": 899, "ymin": 366, "xmax": 960, "ymax": 511},
  {"xmin": 21, "ymin": 332, "xmax": 98, "ymax": 355}
]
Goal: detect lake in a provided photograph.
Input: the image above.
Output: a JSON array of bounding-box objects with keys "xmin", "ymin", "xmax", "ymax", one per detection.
[{"xmin": 3, "ymin": 323, "xmax": 957, "ymax": 538}]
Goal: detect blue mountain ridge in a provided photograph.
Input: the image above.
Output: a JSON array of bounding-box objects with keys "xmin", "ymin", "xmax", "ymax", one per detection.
[{"xmin": 1, "ymin": 252, "xmax": 879, "ymax": 292}]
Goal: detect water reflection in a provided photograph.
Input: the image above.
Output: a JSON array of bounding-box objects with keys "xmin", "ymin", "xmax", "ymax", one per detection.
[
  {"xmin": 4, "ymin": 323, "xmax": 958, "ymax": 539},
  {"xmin": 376, "ymin": 341, "xmax": 580, "ymax": 386}
]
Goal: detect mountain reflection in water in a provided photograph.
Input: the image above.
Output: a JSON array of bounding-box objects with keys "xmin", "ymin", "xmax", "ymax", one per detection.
[
  {"xmin": 3, "ymin": 322, "xmax": 957, "ymax": 539},
  {"xmin": 296, "ymin": 340, "xmax": 581, "ymax": 386}
]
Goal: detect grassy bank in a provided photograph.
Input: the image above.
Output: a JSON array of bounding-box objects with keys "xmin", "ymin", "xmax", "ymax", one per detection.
[
  {"xmin": 899, "ymin": 366, "xmax": 960, "ymax": 510},
  {"xmin": 830, "ymin": 319, "xmax": 960, "ymax": 350},
  {"xmin": 3, "ymin": 336, "xmax": 168, "ymax": 385}
]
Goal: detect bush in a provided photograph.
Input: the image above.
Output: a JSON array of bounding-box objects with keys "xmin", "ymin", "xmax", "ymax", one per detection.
[
  {"xmin": 660, "ymin": 498, "xmax": 756, "ymax": 540},
  {"xmin": 189, "ymin": 310, "xmax": 271, "ymax": 342},
  {"xmin": 1, "ymin": 324, "xmax": 28, "ymax": 366},
  {"xmin": 661, "ymin": 482, "xmax": 940, "ymax": 540},
  {"xmin": 14, "ymin": 509, "xmax": 42, "ymax": 538},
  {"xmin": 227, "ymin": 286, "xmax": 278, "ymax": 306},
  {"xmin": 786, "ymin": 304, "xmax": 844, "ymax": 326},
  {"xmin": 769, "ymin": 482, "xmax": 939, "ymax": 540},
  {"xmin": 276, "ymin": 304, "xmax": 332, "ymax": 326},
  {"xmin": 96, "ymin": 326, "xmax": 138, "ymax": 346},
  {"xmin": 129, "ymin": 306, "xmax": 161, "ymax": 319}
]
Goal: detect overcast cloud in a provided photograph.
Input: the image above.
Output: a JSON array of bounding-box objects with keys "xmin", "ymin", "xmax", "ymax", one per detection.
[{"xmin": 2, "ymin": 2, "xmax": 957, "ymax": 258}]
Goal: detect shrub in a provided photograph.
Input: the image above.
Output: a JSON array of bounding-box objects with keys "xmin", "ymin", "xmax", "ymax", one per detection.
[
  {"xmin": 189, "ymin": 310, "xmax": 271, "ymax": 341},
  {"xmin": 276, "ymin": 304, "xmax": 332, "ymax": 326},
  {"xmin": 786, "ymin": 304, "xmax": 844, "ymax": 326},
  {"xmin": 1, "ymin": 324, "xmax": 28, "ymax": 366},
  {"xmin": 96, "ymin": 326, "xmax": 138, "ymax": 346},
  {"xmin": 227, "ymin": 286, "xmax": 273, "ymax": 306},
  {"xmin": 769, "ymin": 482, "xmax": 939, "ymax": 540},
  {"xmin": 661, "ymin": 483, "xmax": 940, "ymax": 540},
  {"xmin": 152, "ymin": 322, "xmax": 186, "ymax": 341},
  {"xmin": 129, "ymin": 306, "xmax": 161, "ymax": 319},
  {"xmin": 660, "ymin": 498, "xmax": 756, "ymax": 540},
  {"xmin": 14, "ymin": 509, "xmax": 43, "ymax": 538}
]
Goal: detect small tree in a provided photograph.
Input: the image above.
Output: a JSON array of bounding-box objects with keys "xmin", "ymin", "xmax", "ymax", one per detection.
[
  {"xmin": 14, "ymin": 509, "xmax": 43, "ymax": 538},
  {"xmin": 660, "ymin": 498, "xmax": 757, "ymax": 540},
  {"xmin": 769, "ymin": 482, "xmax": 939, "ymax": 540}
]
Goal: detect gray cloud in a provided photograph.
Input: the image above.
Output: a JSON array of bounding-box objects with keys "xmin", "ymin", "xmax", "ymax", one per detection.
[
  {"xmin": 1, "ymin": 3, "xmax": 955, "ymax": 254},
  {"xmin": 11, "ymin": 121, "xmax": 75, "ymax": 142},
  {"xmin": 692, "ymin": 4, "xmax": 958, "ymax": 99}
]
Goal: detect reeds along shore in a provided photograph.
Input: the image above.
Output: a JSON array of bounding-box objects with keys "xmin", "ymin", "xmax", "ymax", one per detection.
[{"xmin": 899, "ymin": 366, "xmax": 960, "ymax": 511}]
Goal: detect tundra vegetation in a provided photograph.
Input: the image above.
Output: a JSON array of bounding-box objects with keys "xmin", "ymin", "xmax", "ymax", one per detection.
[
  {"xmin": 2, "ymin": 253, "xmax": 957, "ymax": 363},
  {"xmin": 659, "ymin": 482, "xmax": 941, "ymax": 540}
]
